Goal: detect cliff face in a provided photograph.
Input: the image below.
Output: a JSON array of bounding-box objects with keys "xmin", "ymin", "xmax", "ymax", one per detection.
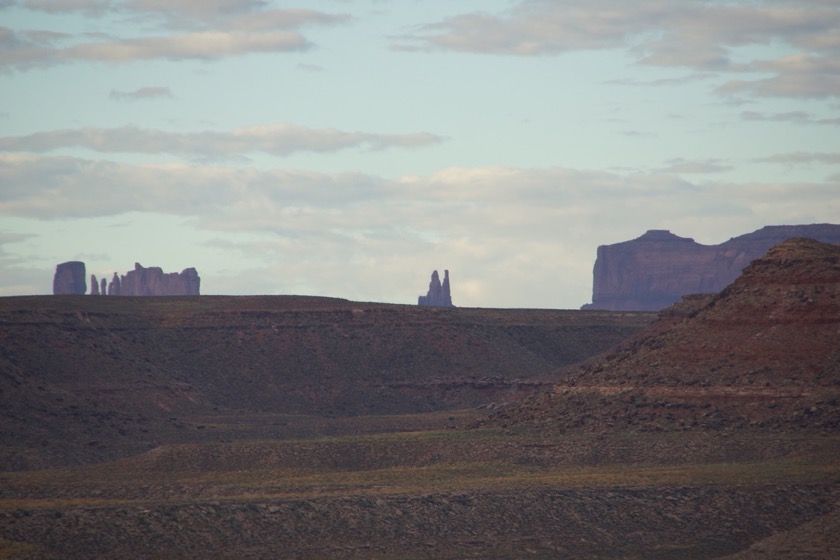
[
  {"xmin": 583, "ymin": 224, "xmax": 840, "ymax": 311},
  {"xmin": 418, "ymin": 269, "xmax": 453, "ymax": 307},
  {"xmin": 53, "ymin": 261, "xmax": 86, "ymax": 295},
  {"xmin": 114, "ymin": 262, "xmax": 200, "ymax": 296},
  {"xmin": 85, "ymin": 263, "xmax": 200, "ymax": 296}
]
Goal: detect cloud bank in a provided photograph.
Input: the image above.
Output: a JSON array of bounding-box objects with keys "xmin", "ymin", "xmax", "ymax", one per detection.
[
  {"xmin": 0, "ymin": 125, "xmax": 445, "ymax": 158},
  {"xmin": 1, "ymin": 2, "xmax": 350, "ymax": 70},
  {"xmin": 397, "ymin": 0, "xmax": 840, "ymax": 99}
]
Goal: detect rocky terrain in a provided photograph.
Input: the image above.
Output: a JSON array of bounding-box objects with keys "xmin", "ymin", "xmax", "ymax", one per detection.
[
  {"xmin": 584, "ymin": 223, "xmax": 840, "ymax": 310},
  {"xmin": 3, "ymin": 238, "xmax": 839, "ymax": 559},
  {"xmin": 0, "ymin": 296, "xmax": 649, "ymax": 470},
  {"xmin": 501, "ymin": 237, "xmax": 840, "ymax": 431}
]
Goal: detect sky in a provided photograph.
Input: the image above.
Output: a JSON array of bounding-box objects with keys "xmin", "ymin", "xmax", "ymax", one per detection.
[{"xmin": 1, "ymin": 0, "xmax": 839, "ymax": 308}]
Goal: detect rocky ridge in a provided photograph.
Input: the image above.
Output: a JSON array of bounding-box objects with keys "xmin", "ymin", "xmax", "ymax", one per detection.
[{"xmin": 492, "ymin": 237, "xmax": 840, "ymax": 432}]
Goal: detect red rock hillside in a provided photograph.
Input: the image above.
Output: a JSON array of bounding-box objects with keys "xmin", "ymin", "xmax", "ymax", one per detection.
[{"xmin": 495, "ymin": 237, "xmax": 840, "ymax": 432}]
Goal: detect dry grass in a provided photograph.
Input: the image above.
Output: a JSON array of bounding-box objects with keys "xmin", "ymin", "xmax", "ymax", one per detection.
[{"xmin": 3, "ymin": 429, "xmax": 838, "ymax": 512}]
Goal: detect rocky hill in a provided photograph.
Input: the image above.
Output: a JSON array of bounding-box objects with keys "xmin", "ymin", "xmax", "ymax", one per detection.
[
  {"xmin": 2, "ymin": 241, "xmax": 839, "ymax": 559},
  {"xmin": 583, "ymin": 223, "xmax": 840, "ymax": 310},
  {"xmin": 496, "ymin": 237, "xmax": 840, "ymax": 432}
]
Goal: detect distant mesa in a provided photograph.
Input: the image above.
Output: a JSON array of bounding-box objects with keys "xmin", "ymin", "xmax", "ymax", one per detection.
[
  {"xmin": 54, "ymin": 262, "xmax": 200, "ymax": 296},
  {"xmin": 582, "ymin": 224, "xmax": 840, "ymax": 311},
  {"xmin": 418, "ymin": 269, "xmax": 453, "ymax": 307},
  {"xmin": 53, "ymin": 261, "xmax": 87, "ymax": 295}
]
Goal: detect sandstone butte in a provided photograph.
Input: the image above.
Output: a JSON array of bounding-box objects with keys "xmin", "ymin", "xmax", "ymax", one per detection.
[
  {"xmin": 52, "ymin": 261, "xmax": 86, "ymax": 295},
  {"xmin": 583, "ymin": 223, "xmax": 840, "ymax": 311}
]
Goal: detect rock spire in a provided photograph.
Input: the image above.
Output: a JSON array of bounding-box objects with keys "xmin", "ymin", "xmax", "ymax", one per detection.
[{"xmin": 418, "ymin": 269, "xmax": 453, "ymax": 307}]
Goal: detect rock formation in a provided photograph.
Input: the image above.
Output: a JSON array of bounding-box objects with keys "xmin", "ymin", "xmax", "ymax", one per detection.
[
  {"xmin": 418, "ymin": 269, "xmax": 453, "ymax": 307},
  {"xmin": 582, "ymin": 224, "xmax": 840, "ymax": 311},
  {"xmin": 108, "ymin": 273, "xmax": 121, "ymax": 295},
  {"xmin": 52, "ymin": 261, "xmax": 86, "ymax": 295},
  {"xmin": 56, "ymin": 261, "xmax": 199, "ymax": 296},
  {"xmin": 115, "ymin": 263, "xmax": 200, "ymax": 296}
]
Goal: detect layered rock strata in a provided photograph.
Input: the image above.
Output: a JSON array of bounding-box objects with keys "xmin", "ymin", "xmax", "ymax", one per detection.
[
  {"xmin": 494, "ymin": 237, "xmax": 840, "ymax": 432},
  {"xmin": 583, "ymin": 224, "xmax": 840, "ymax": 311}
]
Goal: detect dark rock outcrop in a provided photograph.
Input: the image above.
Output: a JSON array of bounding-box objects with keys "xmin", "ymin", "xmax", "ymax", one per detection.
[
  {"xmin": 583, "ymin": 224, "xmax": 840, "ymax": 311},
  {"xmin": 52, "ymin": 261, "xmax": 86, "ymax": 295},
  {"xmin": 116, "ymin": 262, "xmax": 200, "ymax": 296},
  {"xmin": 418, "ymin": 269, "xmax": 453, "ymax": 307}
]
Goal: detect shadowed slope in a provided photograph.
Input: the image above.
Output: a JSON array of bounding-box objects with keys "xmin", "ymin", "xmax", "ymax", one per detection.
[{"xmin": 0, "ymin": 296, "xmax": 651, "ymax": 469}]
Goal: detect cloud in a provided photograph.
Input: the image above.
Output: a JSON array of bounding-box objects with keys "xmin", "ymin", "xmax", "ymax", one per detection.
[
  {"xmin": 397, "ymin": 0, "xmax": 840, "ymax": 99},
  {"xmin": 756, "ymin": 152, "xmax": 840, "ymax": 165},
  {"xmin": 720, "ymin": 54, "xmax": 840, "ymax": 99},
  {"xmin": 2, "ymin": 153, "xmax": 834, "ymax": 230},
  {"xmin": 109, "ymin": 86, "xmax": 172, "ymax": 101},
  {"xmin": 0, "ymin": 124, "xmax": 445, "ymax": 158},
  {"xmin": 0, "ymin": 28, "xmax": 311, "ymax": 69},
  {"xmin": 2, "ymin": 154, "xmax": 838, "ymax": 306},
  {"xmin": 21, "ymin": 0, "xmax": 110, "ymax": 15},
  {"xmin": 741, "ymin": 110, "xmax": 840, "ymax": 126},
  {"xmin": 659, "ymin": 159, "xmax": 734, "ymax": 175},
  {"xmin": 1, "ymin": 4, "xmax": 350, "ymax": 70}
]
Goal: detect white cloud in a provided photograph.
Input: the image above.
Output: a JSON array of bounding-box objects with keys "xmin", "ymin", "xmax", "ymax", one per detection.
[
  {"xmin": 21, "ymin": 0, "xmax": 110, "ymax": 15},
  {"xmin": 756, "ymin": 152, "xmax": 840, "ymax": 165},
  {"xmin": 720, "ymin": 54, "xmax": 840, "ymax": 99},
  {"xmin": 740, "ymin": 109, "xmax": 840, "ymax": 125},
  {"xmin": 397, "ymin": 0, "xmax": 840, "ymax": 99},
  {"xmin": 1, "ymin": 154, "xmax": 837, "ymax": 306},
  {"xmin": 1, "ymin": 3, "xmax": 350, "ymax": 70},
  {"xmin": 109, "ymin": 86, "xmax": 172, "ymax": 101},
  {"xmin": 0, "ymin": 124, "xmax": 445, "ymax": 157}
]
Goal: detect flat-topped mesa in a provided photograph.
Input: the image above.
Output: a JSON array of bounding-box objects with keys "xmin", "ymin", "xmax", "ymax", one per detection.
[
  {"xmin": 116, "ymin": 262, "xmax": 200, "ymax": 296},
  {"xmin": 418, "ymin": 269, "xmax": 453, "ymax": 307},
  {"xmin": 53, "ymin": 261, "xmax": 86, "ymax": 295},
  {"xmin": 582, "ymin": 224, "xmax": 840, "ymax": 311}
]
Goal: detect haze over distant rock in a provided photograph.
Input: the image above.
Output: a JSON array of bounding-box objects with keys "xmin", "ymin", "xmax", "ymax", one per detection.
[
  {"xmin": 583, "ymin": 224, "xmax": 840, "ymax": 311},
  {"xmin": 418, "ymin": 269, "xmax": 453, "ymax": 307},
  {"xmin": 52, "ymin": 261, "xmax": 86, "ymax": 295}
]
